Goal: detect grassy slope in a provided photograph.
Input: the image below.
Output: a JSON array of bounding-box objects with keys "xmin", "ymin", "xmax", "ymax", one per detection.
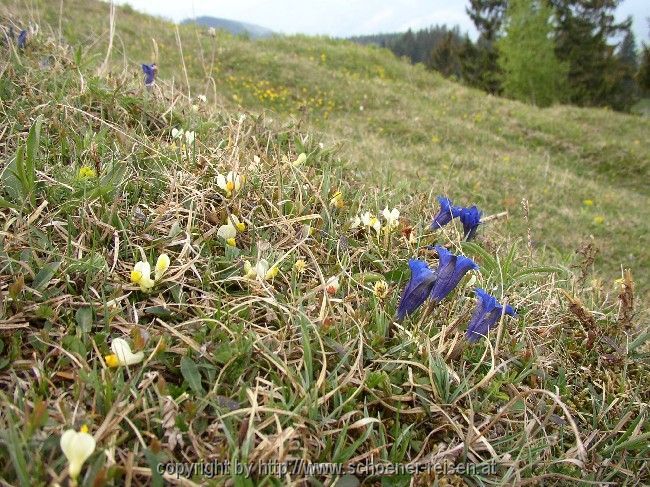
[{"xmin": 0, "ymin": 1, "xmax": 648, "ymax": 485}]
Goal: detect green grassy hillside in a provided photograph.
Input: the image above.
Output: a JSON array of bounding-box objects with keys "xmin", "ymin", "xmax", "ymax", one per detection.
[{"xmin": 0, "ymin": 1, "xmax": 648, "ymax": 485}]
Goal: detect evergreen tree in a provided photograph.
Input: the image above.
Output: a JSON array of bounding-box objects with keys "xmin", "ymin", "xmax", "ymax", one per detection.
[
  {"xmin": 552, "ymin": 0, "xmax": 630, "ymax": 107},
  {"xmin": 639, "ymin": 44, "xmax": 650, "ymax": 95},
  {"xmin": 429, "ymin": 31, "xmax": 462, "ymax": 78},
  {"xmin": 610, "ymin": 25, "xmax": 639, "ymax": 111},
  {"xmin": 465, "ymin": 0, "xmax": 507, "ymax": 93},
  {"xmin": 498, "ymin": 0, "xmax": 567, "ymax": 107}
]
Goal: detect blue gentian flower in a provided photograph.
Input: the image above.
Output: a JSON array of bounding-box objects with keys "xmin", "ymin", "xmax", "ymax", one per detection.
[
  {"xmin": 466, "ymin": 288, "xmax": 516, "ymax": 343},
  {"xmin": 141, "ymin": 63, "xmax": 157, "ymax": 86},
  {"xmin": 459, "ymin": 205, "xmax": 482, "ymax": 240},
  {"xmin": 429, "ymin": 245, "xmax": 478, "ymax": 302},
  {"xmin": 431, "ymin": 196, "xmax": 462, "ymax": 229},
  {"xmin": 17, "ymin": 30, "xmax": 27, "ymax": 49},
  {"xmin": 396, "ymin": 259, "xmax": 437, "ymax": 320}
]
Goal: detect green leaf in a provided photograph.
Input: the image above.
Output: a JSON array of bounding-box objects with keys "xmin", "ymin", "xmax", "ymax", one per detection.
[
  {"xmin": 180, "ymin": 356, "xmax": 204, "ymax": 395},
  {"xmin": 32, "ymin": 261, "xmax": 62, "ymax": 292}
]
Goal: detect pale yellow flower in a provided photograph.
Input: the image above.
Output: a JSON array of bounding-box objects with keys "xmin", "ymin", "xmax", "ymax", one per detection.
[
  {"xmin": 294, "ymin": 259, "xmax": 307, "ymax": 274},
  {"xmin": 361, "ymin": 212, "xmax": 381, "ymax": 235},
  {"xmin": 104, "ymin": 338, "xmax": 145, "ymax": 367},
  {"xmin": 217, "ymin": 171, "xmax": 244, "ymax": 197},
  {"xmin": 330, "ymin": 191, "xmax": 345, "ymax": 209},
  {"xmin": 292, "ymin": 152, "xmax": 307, "ymax": 167},
  {"xmin": 244, "ymin": 259, "xmax": 276, "ymax": 281},
  {"xmin": 155, "ymin": 254, "xmax": 170, "ymax": 281},
  {"xmin": 373, "ymin": 280, "xmax": 389, "ymax": 299},
  {"xmin": 381, "ymin": 207, "xmax": 400, "ymax": 231},
  {"xmin": 217, "ymin": 215, "xmax": 246, "ymax": 247},
  {"xmin": 130, "ymin": 261, "xmax": 155, "ymax": 291},
  {"xmin": 60, "ymin": 426, "xmax": 96, "ymax": 480}
]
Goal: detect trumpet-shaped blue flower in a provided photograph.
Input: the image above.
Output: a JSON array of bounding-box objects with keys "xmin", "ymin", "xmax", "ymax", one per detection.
[
  {"xmin": 431, "ymin": 196, "xmax": 462, "ymax": 229},
  {"xmin": 141, "ymin": 63, "xmax": 156, "ymax": 86},
  {"xmin": 459, "ymin": 205, "xmax": 482, "ymax": 240},
  {"xmin": 466, "ymin": 288, "xmax": 516, "ymax": 343},
  {"xmin": 396, "ymin": 259, "xmax": 437, "ymax": 320},
  {"xmin": 17, "ymin": 30, "xmax": 27, "ymax": 49},
  {"xmin": 429, "ymin": 246, "xmax": 478, "ymax": 302}
]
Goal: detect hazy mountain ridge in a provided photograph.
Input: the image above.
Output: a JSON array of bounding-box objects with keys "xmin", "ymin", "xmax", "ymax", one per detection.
[{"xmin": 182, "ymin": 15, "xmax": 273, "ymax": 38}]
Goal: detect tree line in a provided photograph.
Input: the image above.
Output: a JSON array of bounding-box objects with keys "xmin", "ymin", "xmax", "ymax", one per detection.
[{"xmin": 350, "ymin": 1, "xmax": 649, "ymax": 111}]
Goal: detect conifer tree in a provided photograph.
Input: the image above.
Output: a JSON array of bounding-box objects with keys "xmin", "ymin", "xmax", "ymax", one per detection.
[{"xmin": 498, "ymin": 0, "xmax": 567, "ymax": 107}]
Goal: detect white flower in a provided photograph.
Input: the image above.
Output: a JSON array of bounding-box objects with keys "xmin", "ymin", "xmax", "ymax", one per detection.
[
  {"xmin": 360, "ymin": 212, "xmax": 381, "ymax": 235},
  {"xmin": 208, "ymin": 27, "xmax": 216, "ymax": 36},
  {"xmin": 217, "ymin": 171, "xmax": 244, "ymax": 197},
  {"xmin": 130, "ymin": 261, "xmax": 155, "ymax": 291},
  {"xmin": 350, "ymin": 215, "xmax": 362, "ymax": 229},
  {"xmin": 382, "ymin": 207, "xmax": 400, "ymax": 231},
  {"xmin": 105, "ymin": 338, "xmax": 145, "ymax": 367},
  {"xmin": 184, "ymin": 131, "xmax": 195, "ymax": 145},
  {"xmin": 155, "ymin": 254, "xmax": 170, "ymax": 280},
  {"xmin": 60, "ymin": 426, "xmax": 96, "ymax": 480},
  {"xmin": 171, "ymin": 128, "xmax": 183, "ymax": 139},
  {"xmin": 197, "ymin": 94, "xmax": 207, "ymax": 103}
]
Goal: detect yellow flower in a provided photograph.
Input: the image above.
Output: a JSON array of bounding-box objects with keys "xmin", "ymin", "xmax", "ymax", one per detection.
[
  {"xmin": 330, "ymin": 191, "xmax": 345, "ymax": 209},
  {"xmin": 381, "ymin": 207, "xmax": 400, "ymax": 231},
  {"xmin": 373, "ymin": 280, "xmax": 389, "ymax": 299},
  {"xmin": 294, "ymin": 259, "xmax": 307, "ymax": 274},
  {"xmin": 104, "ymin": 338, "xmax": 145, "ymax": 367},
  {"xmin": 60, "ymin": 426, "xmax": 96, "ymax": 480},
  {"xmin": 77, "ymin": 166, "xmax": 97, "ymax": 179},
  {"xmin": 583, "ymin": 199, "xmax": 594, "ymax": 206},
  {"xmin": 593, "ymin": 216, "xmax": 605, "ymax": 225},
  {"xmin": 155, "ymin": 254, "xmax": 170, "ymax": 281},
  {"xmin": 217, "ymin": 171, "xmax": 244, "ymax": 197},
  {"xmin": 130, "ymin": 261, "xmax": 155, "ymax": 291}
]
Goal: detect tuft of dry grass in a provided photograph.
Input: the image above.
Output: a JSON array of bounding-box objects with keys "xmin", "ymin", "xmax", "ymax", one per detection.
[{"xmin": 0, "ymin": 7, "xmax": 648, "ymax": 487}]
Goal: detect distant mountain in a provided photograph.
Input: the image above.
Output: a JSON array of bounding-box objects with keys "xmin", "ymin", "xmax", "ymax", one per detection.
[{"xmin": 182, "ymin": 16, "xmax": 273, "ymax": 38}]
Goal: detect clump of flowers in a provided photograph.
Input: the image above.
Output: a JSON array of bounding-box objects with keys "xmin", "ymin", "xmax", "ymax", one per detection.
[
  {"xmin": 217, "ymin": 214, "xmax": 246, "ymax": 247},
  {"xmin": 171, "ymin": 128, "xmax": 196, "ymax": 147},
  {"xmin": 60, "ymin": 425, "xmax": 96, "ymax": 483},
  {"xmin": 397, "ymin": 246, "xmax": 478, "ymax": 319},
  {"xmin": 104, "ymin": 337, "xmax": 145, "ymax": 367},
  {"xmin": 217, "ymin": 171, "xmax": 245, "ymax": 197},
  {"xmin": 130, "ymin": 253, "xmax": 170, "ymax": 291},
  {"xmin": 351, "ymin": 211, "xmax": 381, "ymax": 236}
]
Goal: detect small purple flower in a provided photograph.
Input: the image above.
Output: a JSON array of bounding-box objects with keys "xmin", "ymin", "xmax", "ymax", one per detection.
[
  {"xmin": 466, "ymin": 288, "xmax": 516, "ymax": 343},
  {"xmin": 431, "ymin": 196, "xmax": 462, "ymax": 229},
  {"xmin": 396, "ymin": 259, "xmax": 437, "ymax": 320},
  {"xmin": 459, "ymin": 206, "xmax": 482, "ymax": 240},
  {"xmin": 141, "ymin": 63, "xmax": 157, "ymax": 86},
  {"xmin": 429, "ymin": 245, "xmax": 478, "ymax": 302},
  {"xmin": 17, "ymin": 30, "xmax": 27, "ymax": 49}
]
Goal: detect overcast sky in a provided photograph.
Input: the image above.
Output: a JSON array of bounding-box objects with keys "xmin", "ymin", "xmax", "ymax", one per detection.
[{"xmin": 112, "ymin": 0, "xmax": 649, "ymax": 42}]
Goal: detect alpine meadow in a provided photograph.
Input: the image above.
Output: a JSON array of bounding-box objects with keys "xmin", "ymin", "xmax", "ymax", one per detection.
[{"xmin": 0, "ymin": 0, "xmax": 648, "ymax": 486}]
